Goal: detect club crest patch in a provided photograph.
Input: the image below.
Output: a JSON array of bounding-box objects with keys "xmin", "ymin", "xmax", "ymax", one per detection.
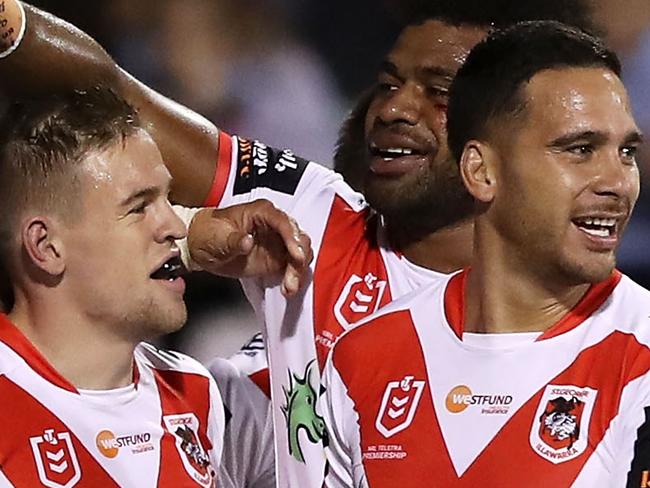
[
  {"xmin": 375, "ymin": 375, "xmax": 426, "ymax": 438},
  {"xmin": 30, "ymin": 428, "xmax": 81, "ymax": 488},
  {"xmin": 530, "ymin": 384, "xmax": 597, "ymax": 464},
  {"xmin": 163, "ymin": 413, "xmax": 214, "ymax": 487}
]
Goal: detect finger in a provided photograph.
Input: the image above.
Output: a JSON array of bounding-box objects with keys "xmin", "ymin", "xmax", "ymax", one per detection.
[
  {"xmin": 281, "ymin": 261, "xmax": 304, "ymax": 297},
  {"xmin": 255, "ymin": 204, "xmax": 309, "ymax": 265},
  {"xmin": 224, "ymin": 231, "xmax": 255, "ymax": 259}
]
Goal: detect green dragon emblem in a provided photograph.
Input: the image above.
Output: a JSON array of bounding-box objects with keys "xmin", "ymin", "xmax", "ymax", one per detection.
[{"xmin": 281, "ymin": 360, "xmax": 328, "ymax": 463}]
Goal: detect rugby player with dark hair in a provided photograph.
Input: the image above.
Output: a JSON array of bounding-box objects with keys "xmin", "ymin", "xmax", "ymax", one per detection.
[
  {"xmin": 323, "ymin": 21, "xmax": 647, "ymax": 487},
  {"xmin": 0, "ymin": 1, "xmax": 598, "ymax": 486}
]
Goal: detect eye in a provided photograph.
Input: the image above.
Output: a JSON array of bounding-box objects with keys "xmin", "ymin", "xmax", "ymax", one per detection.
[
  {"xmin": 378, "ymin": 82, "xmax": 398, "ymax": 92},
  {"xmin": 567, "ymin": 144, "xmax": 593, "ymax": 156},
  {"xmin": 129, "ymin": 201, "xmax": 148, "ymax": 215},
  {"xmin": 620, "ymin": 145, "xmax": 638, "ymax": 164}
]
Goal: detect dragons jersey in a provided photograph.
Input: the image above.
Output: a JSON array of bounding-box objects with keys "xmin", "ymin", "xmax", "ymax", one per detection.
[
  {"xmin": 0, "ymin": 314, "xmax": 232, "ymax": 488},
  {"xmin": 322, "ymin": 269, "xmax": 650, "ymax": 487},
  {"xmin": 206, "ymin": 132, "xmax": 448, "ymax": 487}
]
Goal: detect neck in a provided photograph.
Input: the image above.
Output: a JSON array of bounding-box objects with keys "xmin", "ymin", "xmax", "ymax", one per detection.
[
  {"xmin": 464, "ymin": 221, "xmax": 590, "ymax": 334},
  {"xmin": 9, "ymin": 290, "xmax": 136, "ymax": 390},
  {"xmin": 388, "ymin": 218, "xmax": 474, "ymax": 274}
]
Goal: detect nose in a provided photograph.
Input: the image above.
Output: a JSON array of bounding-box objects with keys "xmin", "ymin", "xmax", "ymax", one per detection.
[
  {"xmin": 155, "ymin": 200, "xmax": 188, "ymax": 243},
  {"xmin": 591, "ymin": 151, "xmax": 639, "ymax": 201},
  {"xmin": 377, "ymin": 82, "xmax": 423, "ymax": 126}
]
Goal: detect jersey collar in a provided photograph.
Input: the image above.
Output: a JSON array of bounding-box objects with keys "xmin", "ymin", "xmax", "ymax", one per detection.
[
  {"xmin": 443, "ymin": 268, "xmax": 622, "ymax": 341},
  {"xmin": 0, "ymin": 314, "xmax": 141, "ymax": 393}
]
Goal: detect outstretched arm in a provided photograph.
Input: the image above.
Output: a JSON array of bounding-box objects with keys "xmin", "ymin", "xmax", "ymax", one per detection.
[{"xmin": 0, "ymin": 1, "xmax": 218, "ymax": 205}]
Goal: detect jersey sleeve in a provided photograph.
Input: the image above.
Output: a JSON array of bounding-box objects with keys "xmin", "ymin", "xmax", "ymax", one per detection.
[
  {"xmin": 206, "ymin": 132, "xmax": 349, "ymax": 216},
  {"xmin": 321, "ymin": 353, "xmax": 368, "ymax": 488},
  {"xmin": 208, "ymin": 357, "xmax": 275, "ymax": 488}
]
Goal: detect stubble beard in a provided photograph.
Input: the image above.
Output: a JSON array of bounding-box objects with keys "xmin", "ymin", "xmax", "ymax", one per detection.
[{"xmin": 364, "ymin": 156, "xmax": 474, "ymax": 237}]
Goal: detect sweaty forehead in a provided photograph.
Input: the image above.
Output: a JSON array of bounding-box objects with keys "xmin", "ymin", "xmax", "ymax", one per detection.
[
  {"xmin": 387, "ymin": 20, "xmax": 487, "ymax": 77},
  {"xmin": 79, "ymin": 130, "xmax": 170, "ymax": 202},
  {"xmin": 523, "ymin": 67, "xmax": 637, "ymax": 137}
]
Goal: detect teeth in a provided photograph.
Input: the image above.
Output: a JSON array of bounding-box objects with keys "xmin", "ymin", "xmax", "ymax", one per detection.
[
  {"xmin": 577, "ymin": 217, "xmax": 616, "ymax": 228},
  {"xmin": 384, "ymin": 147, "xmax": 413, "ymax": 156},
  {"xmin": 582, "ymin": 227, "xmax": 610, "ymax": 238}
]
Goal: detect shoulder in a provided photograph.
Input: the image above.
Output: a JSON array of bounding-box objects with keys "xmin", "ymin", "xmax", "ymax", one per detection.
[
  {"xmin": 605, "ymin": 274, "xmax": 650, "ymax": 343},
  {"xmin": 330, "ymin": 276, "xmax": 449, "ymax": 368},
  {"xmin": 136, "ymin": 342, "xmax": 213, "ymax": 380}
]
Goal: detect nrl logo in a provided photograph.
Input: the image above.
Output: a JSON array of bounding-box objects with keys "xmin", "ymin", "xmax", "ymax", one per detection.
[
  {"xmin": 530, "ymin": 384, "xmax": 597, "ymax": 464},
  {"xmin": 163, "ymin": 413, "xmax": 214, "ymax": 487},
  {"xmin": 375, "ymin": 375, "xmax": 426, "ymax": 439},
  {"xmin": 30, "ymin": 428, "xmax": 81, "ymax": 488},
  {"xmin": 334, "ymin": 273, "xmax": 387, "ymax": 330},
  {"xmin": 282, "ymin": 360, "xmax": 328, "ymax": 463}
]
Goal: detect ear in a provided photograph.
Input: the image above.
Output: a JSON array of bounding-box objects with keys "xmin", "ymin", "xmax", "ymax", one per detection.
[
  {"xmin": 21, "ymin": 217, "xmax": 65, "ymax": 277},
  {"xmin": 459, "ymin": 140, "xmax": 497, "ymax": 204}
]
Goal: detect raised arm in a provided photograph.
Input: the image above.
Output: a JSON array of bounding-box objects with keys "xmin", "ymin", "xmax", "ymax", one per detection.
[{"xmin": 0, "ymin": 1, "xmax": 218, "ymax": 205}]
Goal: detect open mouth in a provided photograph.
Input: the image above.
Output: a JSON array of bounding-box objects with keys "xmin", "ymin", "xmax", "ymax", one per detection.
[
  {"xmin": 369, "ymin": 143, "xmax": 426, "ymax": 161},
  {"xmin": 572, "ymin": 217, "xmax": 617, "ymax": 238},
  {"xmin": 150, "ymin": 256, "xmax": 185, "ymax": 281}
]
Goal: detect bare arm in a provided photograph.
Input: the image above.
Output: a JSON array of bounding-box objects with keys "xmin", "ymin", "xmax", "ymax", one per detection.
[{"xmin": 0, "ymin": 2, "xmax": 218, "ymax": 205}]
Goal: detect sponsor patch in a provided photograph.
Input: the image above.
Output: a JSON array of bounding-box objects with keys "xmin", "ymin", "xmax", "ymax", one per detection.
[
  {"xmin": 163, "ymin": 413, "xmax": 214, "ymax": 487},
  {"xmin": 95, "ymin": 429, "xmax": 154, "ymax": 458},
  {"xmin": 375, "ymin": 375, "xmax": 425, "ymax": 438},
  {"xmin": 30, "ymin": 428, "xmax": 81, "ymax": 488},
  {"xmin": 445, "ymin": 384, "xmax": 513, "ymax": 415},
  {"xmin": 233, "ymin": 138, "xmax": 308, "ymax": 196},
  {"xmin": 530, "ymin": 384, "xmax": 597, "ymax": 464}
]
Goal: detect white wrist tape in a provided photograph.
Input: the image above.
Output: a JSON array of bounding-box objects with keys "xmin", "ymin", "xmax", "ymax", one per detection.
[
  {"xmin": 0, "ymin": 1, "xmax": 26, "ymax": 59},
  {"xmin": 173, "ymin": 205, "xmax": 204, "ymax": 272}
]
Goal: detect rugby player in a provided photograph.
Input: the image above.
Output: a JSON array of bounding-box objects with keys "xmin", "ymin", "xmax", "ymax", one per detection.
[
  {"xmin": 322, "ymin": 21, "xmax": 648, "ymax": 487},
  {"xmin": 0, "ymin": 1, "xmax": 596, "ymax": 486},
  {"xmin": 0, "ymin": 87, "xmax": 233, "ymax": 486}
]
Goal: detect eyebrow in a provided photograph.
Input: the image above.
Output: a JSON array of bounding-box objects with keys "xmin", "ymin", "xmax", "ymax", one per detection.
[
  {"xmin": 379, "ymin": 61, "xmax": 455, "ymax": 83},
  {"xmin": 119, "ymin": 180, "xmax": 171, "ymax": 208},
  {"xmin": 548, "ymin": 129, "xmax": 645, "ymax": 148},
  {"xmin": 418, "ymin": 66, "xmax": 455, "ymax": 83}
]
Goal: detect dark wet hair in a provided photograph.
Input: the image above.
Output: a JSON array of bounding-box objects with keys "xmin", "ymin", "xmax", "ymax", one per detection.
[{"xmin": 447, "ymin": 21, "xmax": 620, "ymax": 162}]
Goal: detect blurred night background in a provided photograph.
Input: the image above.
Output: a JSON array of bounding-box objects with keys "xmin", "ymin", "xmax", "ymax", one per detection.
[{"xmin": 25, "ymin": 0, "xmax": 650, "ymax": 361}]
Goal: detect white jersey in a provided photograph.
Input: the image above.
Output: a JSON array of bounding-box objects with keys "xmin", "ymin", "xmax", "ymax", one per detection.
[
  {"xmin": 207, "ymin": 132, "xmax": 448, "ymax": 487},
  {"xmin": 209, "ymin": 334, "xmax": 274, "ymax": 488},
  {"xmin": 0, "ymin": 313, "xmax": 230, "ymax": 487},
  {"xmin": 322, "ymin": 270, "xmax": 650, "ymax": 487}
]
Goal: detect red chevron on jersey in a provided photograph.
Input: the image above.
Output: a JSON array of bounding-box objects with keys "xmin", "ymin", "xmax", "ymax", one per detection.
[
  {"xmin": 324, "ymin": 271, "xmax": 650, "ymax": 487},
  {"xmin": 0, "ymin": 314, "xmax": 226, "ymax": 487},
  {"xmin": 313, "ymin": 196, "xmax": 392, "ymax": 367}
]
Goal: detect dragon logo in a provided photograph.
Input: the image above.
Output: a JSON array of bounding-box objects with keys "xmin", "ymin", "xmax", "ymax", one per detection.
[
  {"xmin": 282, "ymin": 360, "xmax": 328, "ymax": 463},
  {"xmin": 163, "ymin": 413, "xmax": 214, "ymax": 487},
  {"xmin": 530, "ymin": 384, "xmax": 597, "ymax": 464}
]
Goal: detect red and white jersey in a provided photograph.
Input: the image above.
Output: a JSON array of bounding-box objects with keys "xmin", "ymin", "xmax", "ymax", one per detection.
[
  {"xmin": 322, "ymin": 270, "xmax": 650, "ymax": 487},
  {"xmin": 0, "ymin": 314, "xmax": 231, "ymax": 488},
  {"xmin": 206, "ymin": 132, "xmax": 448, "ymax": 487}
]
